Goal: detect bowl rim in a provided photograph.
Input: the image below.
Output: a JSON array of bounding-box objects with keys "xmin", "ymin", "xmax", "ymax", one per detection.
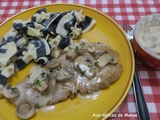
[{"xmin": 133, "ymin": 13, "xmax": 160, "ymax": 60}]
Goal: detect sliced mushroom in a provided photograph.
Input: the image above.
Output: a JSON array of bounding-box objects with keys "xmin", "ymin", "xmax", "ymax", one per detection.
[
  {"xmin": 106, "ymin": 48, "xmax": 119, "ymax": 64},
  {"xmin": 74, "ymin": 43, "xmax": 86, "ymax": 55},
  {"xmin": 66, "ymin": 49, "xmax": 79, "ymax": 61},
  {"xmin": 94, "ymin": 42, "xmax": 109, "ymax": 59},
  {"xmin": 16, "ymin": 101, "xmax": 36, "ymax": 120},
  {"xmin": 87, "ymin": 42, "xmax": 96, "ymax": 53},
  {"xmin": 52, "ymin": 62, "xmax": 74, "ymax": 81},
  {"xmin": 43, "ymin": 73, "xmax": 56, "ymax": 95},
  {"xmin": 46, "ymin": 58, "xmax": 61, "ymax": 69},
  {"xmin": 2, "ymin": 83, "xmax": 19, "ymax": 99},
  {"xmin": 97, "ymin": 46, "xmax": 119, "ymax": 68},
  {"xmin": 74, "ymin": 56, "xmax": 96, "ymax": 78},
  {"xmin": 97, "ymin": 54, "xmax": 112, "ymax": 68},
  {"xmin": 35, "ymin": 81, "xmax": 48, "ymax": 93}
]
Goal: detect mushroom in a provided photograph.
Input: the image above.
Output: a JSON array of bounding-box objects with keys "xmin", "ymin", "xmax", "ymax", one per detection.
[
  {"xmin": 2, "ymin": 82, "xmax": 20, "ymax": 99},
  {"xmin": 33, "ymin": 71, "xmax": 56, "ymax": 95},
  {"xmin": 87, "ymin": 42, "xmax": 96, "ymax": 53},
  {"xmin": 43, "ymin": 73, "xmax": 56, "ymax": 95},
  {"xmin": 66, "ymin": 49, "xmax": 79, "ymax": 61},
  {"xmin": 96, "ymin": 47, "xmax": 119, "ymax": 68},
  {"xmin": 73, "ymin": 43, "xmax": 86, "ymax": 55},
  {"xmin": 74, "ymin": 56, "xmax": 96, "ymax": 78},
  {"xmin": 52, "ymin": 62, "xmax": 74, "ymax": 81},
  {"xmin": 16, "ymin": 101, "xmax": 36, "ymax": 120},
  {"xmin": 46, "ymin": 58, "xmax": 61, "ymax": 69},
  {"xmin": 97, "ymin": 54, "xmax": 112, "ymax": 68},
  {"xmin": 94, "ymin": 42, "xmax": 109, "ymax": 59},
  {"xmin": 34, "ymin": 80, "xmax": 48, "ymax": 93}
]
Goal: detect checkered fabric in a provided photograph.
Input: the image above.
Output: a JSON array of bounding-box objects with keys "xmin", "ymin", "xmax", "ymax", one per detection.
[{"xmin": 0, "ymin": 0, "xmax": 160, "ymax": 120}]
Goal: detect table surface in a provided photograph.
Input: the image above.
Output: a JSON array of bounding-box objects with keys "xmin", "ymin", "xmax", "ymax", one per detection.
[{"xmin": 0, "ymin": 0, "xmax": 160, "ymax": 120}]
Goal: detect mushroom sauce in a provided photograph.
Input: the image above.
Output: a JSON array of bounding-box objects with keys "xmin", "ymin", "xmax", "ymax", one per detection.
[
  {"xmin": 0, "ymin": 8, "xmax": 123, "ymax": 120},
  {"xmin": 137, "ymin": 26, "xmax": 160, "ymax": 59}
]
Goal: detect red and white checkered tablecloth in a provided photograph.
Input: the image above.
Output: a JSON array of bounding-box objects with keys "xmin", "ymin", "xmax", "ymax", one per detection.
[{"xmin": 0, "ymin": 0, "xmax": 160, "ymax": 120}]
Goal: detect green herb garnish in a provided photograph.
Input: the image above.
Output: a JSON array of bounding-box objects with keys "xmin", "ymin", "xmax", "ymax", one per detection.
[
  {"xmin": 41, "ymin": 72, "xmax": 46, "ymax": 77},
  {"xmin": 53, "ymin": 73, "xmax": 58, "ymax": 79},
  {"xmin": 35, "ymin": 95, "xmax": 40, "ymax": 99},
  {"xmin": 34, "ymin": 78, "xmax": 41, "ymax": 86},
  {"xmin": 80, "ymin": 70, "xmax": 86, "ymax": 77},
  {"xmin": 94, "ymin": 61, "xmax": 99, "ymax": 66},
  {"xmin": 74, "ymin": 43, "xmax": 84, "ymax": 53},
  {"xmin": 75, "ymin": 66, "xmax": 86, "ymax": 77},
  {"xmin": 88, "ymin": 65, "xmax": 92, "ymax": 67},
  {"xmin": 74, "ymin": 46, "xmax": 81, "ymax": 53},
  {"xmin": 56, "ymin": 66, "xmax": 62, "ymax": 71}
]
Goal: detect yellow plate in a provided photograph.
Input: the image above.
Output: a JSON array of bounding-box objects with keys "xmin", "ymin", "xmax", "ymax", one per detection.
[{"xmin": 0, "ymin": 3, "xmax": 134, "ymax": 120}]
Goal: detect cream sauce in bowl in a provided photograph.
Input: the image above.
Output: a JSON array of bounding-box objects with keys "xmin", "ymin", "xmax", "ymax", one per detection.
[{"xmin": 137, "ymin": 26, "xmax": 160, "ymax": 59}]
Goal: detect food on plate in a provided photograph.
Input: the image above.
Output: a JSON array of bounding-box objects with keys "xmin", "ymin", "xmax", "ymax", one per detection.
[
  {"xmin": 0, "ymin": 7, "xmax": 123, "ymax": 120},
  {"xmin": 2, "ymin": 39, "xmax": 122, "ymax": 119},
  {"xmin": 0, "ymin": 8, "xmax": 96, "ymax": 88}
]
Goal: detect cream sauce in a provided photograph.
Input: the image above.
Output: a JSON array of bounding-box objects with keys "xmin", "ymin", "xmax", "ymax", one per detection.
[
  {"xmin": 137, "ymin": 26, "xmax": 160, "ymax": 59},
  {"xmin": 38, "ymin": 105, "xmax": 55, "ymax": 112},
  {"xmin": 78, "ymin": 91, "xmax": 101, "ymax": 100}
]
